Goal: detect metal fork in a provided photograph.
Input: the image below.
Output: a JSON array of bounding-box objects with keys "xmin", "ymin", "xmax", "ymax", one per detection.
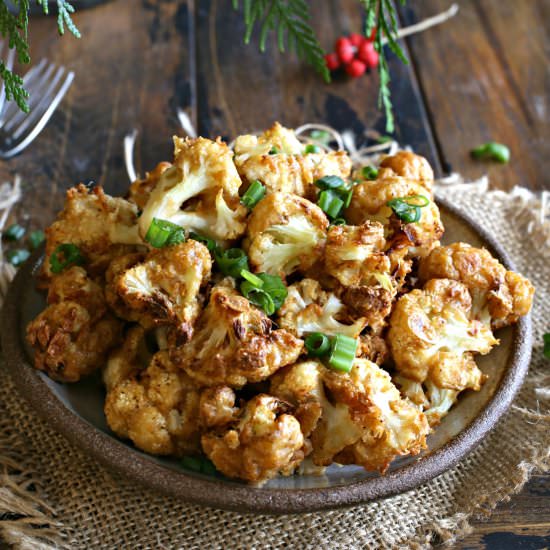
[{"xmin": 0, "ymin": 44, "xmax": 74, "ymax": 159}]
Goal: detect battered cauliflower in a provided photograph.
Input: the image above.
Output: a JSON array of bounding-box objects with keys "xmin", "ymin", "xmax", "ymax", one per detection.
[
  {"xmin": 42, "ymin": 185, "xmax": 143, "ymax": 281},
  {"xmin": 104, "ymin": 350, "xmax": 201, "ymax": 456},
  {"xmin": 234, "ymin": 122, "xmax": 352, "ymax": 198},
  {"xmin": 114, "ymin": 240, "xmax": 212, "ymax": 340},
  {"xmin": 26, "ymin": 267, "xmax": 122, "ymax": 382},
  {"xmin": 388, "ymin": 278, "xmax": 498, "ymax": 425},
  {"xmin": 378, "ymin": 151, "xmax": 434, "ymax": 192},
  {"xmin": 277, "ymin": 278, "xmax": 366, "ymax": 338},
  {"xmin": 128, "ymin": 161, "xmax": 172, "ymax": 210},
  {"xmin": 418, "ymin": 242, "xmax": 534, "ymax": 329},
  {"xmin": 198, "ymin": 386, "xmax": 239, "ymax": 428},
  {"xmin": 270, "ymin": 359, "xmax": 429, "ymax": 472},
  {"xmin": 138, "ymin": 137, "xmax": 247, "ymax": 242},
  {"xmin": 171, "ymin": 280, "xmax": 303, "ymax": 388},
  {"xmin": 245, "ymin": 192, "xmax": 328, "ymax": 278},
  {"xmin": 201, "ymin": 394, "xmax": 305, "ymax": 483},
  {"xmin": 345, "ymin": 178, "xmax": 443, "ymax": 259}
]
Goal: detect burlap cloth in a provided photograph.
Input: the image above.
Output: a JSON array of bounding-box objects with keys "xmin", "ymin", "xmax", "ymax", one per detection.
[{"xmin": 0, "ymin": 181, "xmax": 548, "ymax": 549}]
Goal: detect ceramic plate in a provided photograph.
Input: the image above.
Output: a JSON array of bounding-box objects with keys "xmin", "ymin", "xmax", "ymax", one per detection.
[{"xmin": 1, "ymin": 199, "xmax": 532, "ymax": 513}]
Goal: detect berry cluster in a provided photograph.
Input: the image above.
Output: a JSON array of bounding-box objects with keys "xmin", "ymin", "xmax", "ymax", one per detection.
[{"xmin": 324, "ymin": 32, "xmax": 379, "ymax": 78}]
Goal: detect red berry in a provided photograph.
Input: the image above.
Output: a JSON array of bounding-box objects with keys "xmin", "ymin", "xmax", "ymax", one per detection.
[
  {"xmin": 345, "ymin": 59, "xmax": 367, "ymax": 78},
  {"xmin": 324, "ymin": 52, "xmax": 341, "ymax": 72},
  {"xmin": 358, "ymin": 40, "xmax": 379, "ymax": 68},
  {"xmin": 335, "ymin": 37, "xmax": 355, "ymax": 64},
  {"xmin": 348, "ymin": 33, "xmax": 364, "ymax": 48}
]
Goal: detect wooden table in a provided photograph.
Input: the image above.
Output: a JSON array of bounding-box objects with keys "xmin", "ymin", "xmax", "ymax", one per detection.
[{"xmin": 0, "ymin": 1, "xmax": 548, "ymax": 547}]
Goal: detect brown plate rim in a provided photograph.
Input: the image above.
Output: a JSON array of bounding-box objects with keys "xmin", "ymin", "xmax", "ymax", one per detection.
[{"xmin": 0, "ymin": 197, "xmax": 533, "ymax": 514}]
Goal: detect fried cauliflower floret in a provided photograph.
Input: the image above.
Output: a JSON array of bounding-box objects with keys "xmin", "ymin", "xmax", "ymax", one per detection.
[
  {"xmin": 26, "ymin": 267, "xmax": 122, "ymax": 382},
  {"xmin": 388, "ymin": 279, "xmax": 498, "ymax": 425},
  {"xmin": 277, "ymin": 278, "xmax": 366, "ymax": 338},
  {"xmin": 357, "ymin": 333, "xmax": 389, "ymax": 365},
  {"xmin": 345, "ymin": 178, "xmax": 443, "ymax": 259},
  {"xmin": 245, "ymin": 192, "xmax": 328, "ymax": 278},
  {"xmin": 138, "ymin": 137, "xmax": 247, "ymax": 242},
  {"xmin": 378, "ymin": 151, "xmax": 434, "ymax": 191},
  {"xmin": 418, "ymin": 242, "xmax": 534, "ymax": 329},
  {"xmin": 104, "ymin": 350, "xmax": 201, "ymax": 456},
  {"xmin": 42, "ymin": 185, "xmax": 143, "ymax": 281},
  {"xmin": 199, "ymin": 386, "xmax": 239, "ymax": 428},
  {"xmin": 115, "ymin": 240, "xmax": 212, "ymax": 340},
  {"xmin": 171, "ymin": 280, "xmax": 303, "ymax": 388},
  {"xmin": 234, "ymin": 122, "xmax": 352, "ymax": 198},
  {"xmin": 201, "ymin": 394, "xmax": 305, "ymax": 483},
  {"xmin": 128, "ymin": 161, "xmax": 172, "ymax": 210},
  {"xmin": 103, "ymin": 326, "xmax": 153, "ymax": 392},
  {"xmin": 271, "ymin": 359, "xmax": 429, "ymax": 472}
]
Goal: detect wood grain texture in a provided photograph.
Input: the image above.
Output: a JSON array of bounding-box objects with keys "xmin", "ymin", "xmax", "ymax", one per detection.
[
  {"xmin": 0, "ymin": 0, "xmax": 547, "ymax": 547},
  {"xmin": 399, "ymin": 0, "xmax": 550, "ymax": 190}
]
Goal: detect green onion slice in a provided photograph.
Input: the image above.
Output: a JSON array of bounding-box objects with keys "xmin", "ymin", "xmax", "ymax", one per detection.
[
  {"xmin": 50, "ymin": 243, "xmax": 85, "ymax": 274},
  {"xmin": 305, "ymin": 332, "xmax": 331, "ymax": 357},
  {"xmin": 314, "ymin": 175, "xmax": 346, "ymax": 190},
  {"xmin": 215, "ymin": 248, "xmax": 249, "ymax": 278},
  {"xmin": 256, "ymin": 272, "xmax": 287, "ymax": 310},
  {"xmin": 361, "ymin": 165, "xmax": 379, "ymax": 180},
  {"xmin": 241, "ymin": 180, "xmax": 266, "ymax": 209},
  {"xmin": 304, "ymin": 144, "xmax": 321, "ymax": 154},
  {"xmin": 189, "ymin": 232, "xmax": 217, "ymax": 252},
  {"xmin": 387, "ymin": 195, "xmax": 430, "ymax": 224},
  {"xmin": 28, "ymin": 230, "xmax": 45, "ymax": 250},
  {"xmin": 471, "ymin": 142, "xmax": 510, "ymax": 164},
  {"xmin": 241, "ymin": 282, "xmax": 275, "ymax": 315},
  {"xmin": 310, "ymin": 130, "xmax": 331, "ymax": 145},
  {"xmin": 4, "ymin": 224, "xmax": 25, "ymax": 241},
  {"xmin": 330, "ymin": 218, "xmax": 346, "ymax": 226},
  {"xmin": 319, "ymin": 190, "xmax": 344, "ymax": 219},
  {"xmin": 544, "ymin": 333, "xmax": 550, "ymax": 359},
  {"xmin": 145, "ymin": 218, "xmax": 185, "ymax": 248},
  {"xmin": 269, "ymin": 146, "xmax": 279, "ymax": 155},
  {"xmin": 7, "ymin": 249, "xmax": 30, "ymax": 267},
  {"xmin": 327, "ymin": 334, "xmax": 358, "ymax": 373},
  {"xmin": 240, "ymin": 269, "xmax": 264, "ymax": 287},
  {"xmin": 181, "ymin": 455, "xmax": 216, "ymax": 475}
]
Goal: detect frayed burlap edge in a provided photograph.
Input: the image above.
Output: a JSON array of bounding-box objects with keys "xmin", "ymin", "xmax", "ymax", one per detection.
[{"xmin": 0, "ymin": 178, "xmax": 548, "ymax": 549}]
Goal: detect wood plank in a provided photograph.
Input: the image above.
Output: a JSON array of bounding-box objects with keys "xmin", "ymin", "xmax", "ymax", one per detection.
[
  {"xmin": 0, "ymin": 0, "xmax": 196, "ymax": 230},
  {"xmin": 194, "ymin": 0, "xmax": 441, "ymax": 172},
  {"xmin": 398, "ymin": 0, "xmax": 550, "ymax": 191}
]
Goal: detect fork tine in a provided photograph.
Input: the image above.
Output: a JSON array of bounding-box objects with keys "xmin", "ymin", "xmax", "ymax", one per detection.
[
  {"xmin": 0, "ymin": 70, "xmax": 74, "ymax": 159},
  {"xmin": 11, "ymin": 66, "xmax": 66, "ymax": 140},
  {"xmin": 2, "ymin": 62, "xmax": 58, "ymax": 132}
]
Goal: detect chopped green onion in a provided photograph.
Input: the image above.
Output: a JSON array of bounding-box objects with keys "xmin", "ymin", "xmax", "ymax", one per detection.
[
  {"xmin": 340, "ymin": 187, "xmax": 354, "ymax": 208},
  {"xmin": 318, "ymin": 190, "xmax": 344, "ymax": 219},
  {"xmin": 241, "ymin": 283, "xmax": 275, "ymax": 315},
  {"xmin": 189, "ymin": 232, "xmax": 217, "ymax": 252},
  {"xmin": 240, "ymin": 269, "xmax": 264, "ymax": 287},
  {"xmin": 387, "ymin": 195, "xmax": 430, "ymax": 224},
  {"xmin": 471, "ymin": 142, "xmax": 510, "ymax": 164},
  {"xmin": 314, "ymin": 175, "xmax": 346, "ymax": 190},
  {"xmin": 28, "ymin": 230, "xmax": 45, "ymax": 250},
  {"xmin": 327, "ymin": 334, "xmax": 358, "ymax": 373},
  {"xmin": 544, "ymin": 333, "xmax": 550, "ymax": 359},
  {"xmin": 215, "ymin": 248, "xmax": 249, "ymax": 278},
  {"xmin": 145, "ymin": 218, "xmax": 185, "ymax": 248},
  {"xmin": 255, "ymin": 272, "xmax": 287, "ymax": 310},
  {"xmin": 7, "ymin": 249, "xmax": 30, "ymax": 267},
  {"xmin": 181, "ymin": 455, "xmax": 217, "ymax": 475},
  {"xmin": 50, "ymin": 243, "xmax": 85, "ymax": 274},
  {"xmin": 361, "ymin": 166, "xmax": 378, "ymax": 180},
  {"xmin": 305, "ymin": 332, "xmax": 331, "ymax": 357},
  {"xmin": 304, "ymin": 144, "xmax": 321, "ymax": 154},
  {"xmin": 241, "ymin": 180, "xmax": 266, "ymax": 209},
  {"xmin": 269, "ymin": 146, "xmax": 279, "ymax": 155},
  {"xmin": 330, "ymin": 218, "xmax": 346, "ymax": 226},
  {"xmin": 3, "ymin": 224, "xmax": 25, "ymax": 241},
  {"xmin": 377, "ymin": 135, "xmax": 393, "ymax": 144},
  {"xmin": 310, "ymin": 129, "xmax": 331, "ymax": 145}
]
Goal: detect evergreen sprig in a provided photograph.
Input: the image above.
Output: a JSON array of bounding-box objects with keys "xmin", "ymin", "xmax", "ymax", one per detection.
[
  {"xmin": 234, "ymin": 0, "xmax": 409, "ymax": 132},
  {"xmin": 0, "ymin": 0, "xmax": 80, "ymax": 112},
  {"xmin": 232, "ymin": 0, "xmax": 329, "ymax": 82}
]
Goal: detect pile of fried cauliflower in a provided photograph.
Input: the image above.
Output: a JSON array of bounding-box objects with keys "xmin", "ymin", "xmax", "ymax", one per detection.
[{"xmin": 26, "ymin": 123, "xmax": 534, "ymax": 483}]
